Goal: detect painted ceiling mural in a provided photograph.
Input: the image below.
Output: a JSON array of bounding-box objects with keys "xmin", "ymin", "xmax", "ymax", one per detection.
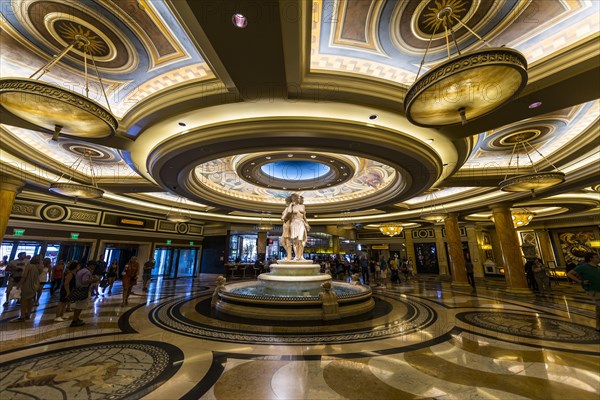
[
  {"xmin": 193, "ymin": 155, "xmax": 398, "ymax": 205},
  {"xmin": 312, "ymin": 0, "xmax": 599, "ymax": 84},
  {"xmin": 1, "ymin": 0, "xmax": 214, "ymax": 119},
  {"xmin": 0, "ymin": 0, "xmax": 598, "ymax": 224}
]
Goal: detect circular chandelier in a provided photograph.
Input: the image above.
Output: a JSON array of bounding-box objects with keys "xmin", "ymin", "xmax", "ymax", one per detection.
[
  {"xmin": 49, "ymin": 150, "xmax": 104, "ymax": 200},
  {"xmin": 0, "ymin": 35, "xmax": 117, "ymax": 140},
  {"xmin": 419, "ymin": 188, "xmax": 448, "ymax": 222},
  {"xmin": 490, "ymin": 209, "xmax": 535, "ymax": 228},
  {"xmin": 511, "ymin": 210, "xmax": 535, "ymax": 228},
  {"xmin": 379, "ymin": 223, "xmax": 404, "ymax": 237},
  {"xmin": 166, "ymin": 197, "xmax": 191, "ymax": 223},
  {"xmin": 499, "ymin": 136, "xmax": 565, "ymax": 195},
  {"xmin": 404, "ymin": 5, "xmax": 528, "ymax": 127}
]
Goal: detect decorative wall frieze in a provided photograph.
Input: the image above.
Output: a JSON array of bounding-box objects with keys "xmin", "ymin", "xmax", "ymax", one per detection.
[{"xmin": 10, "ymin": 200, "xmax": 42, "ymax": 220}]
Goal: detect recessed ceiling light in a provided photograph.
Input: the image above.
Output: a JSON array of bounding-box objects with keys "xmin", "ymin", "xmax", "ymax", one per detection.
[
  {"xmin": 265, "ymin": 156, "xmax": 271, "ymax": 160},
  {"xmin": 310, "ymin": 155, "xmax": 317, "ymax": 159},
  {"xmin": 528, "ymin": 101, "xmax": 542, "ymax": 109},
  {"xmin": 369, "ymin": 114, "xmax": 378, "ymax": 120},
  {"xmin": 178, "ymin": 122, "xmax": 186, "ymax": 127},
  {"xmin": 425, "ymin": 138, "xmax": 434, "ymax": 143},
  {"xmin": 287, "ymin": 154, "xmax": 294, "ymax": 157},
  {"xmin": 232, "ymin": 13, "xmax": 247, "ymax": 28},
  {"xmin": 250, "ymin": 162, "xmax": 255, "ymax": 165},
  {"xmin": 329, "ymin": 160, "xmax": 335, "ymax": 163}
]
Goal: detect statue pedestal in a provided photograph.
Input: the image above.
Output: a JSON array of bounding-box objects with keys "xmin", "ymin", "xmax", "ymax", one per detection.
[{"xmin": 259, "ymin": 260, "xmax": 330, "ymax": 295}]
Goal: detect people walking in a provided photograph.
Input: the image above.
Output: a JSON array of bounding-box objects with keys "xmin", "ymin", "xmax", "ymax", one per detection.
[
  {"xmin": 465, "ymin": 258, "xmax": 475, "ymax": 288},
  {"xmin": 50, "ymin": 260, "xmax": 65, "ymax": 295},
  {"xmin": 121, "ymin": 256, "xmax": 140, "ymax": 306},
  {"xmin": 10, "ymin": 255, "xmax": 41, "ymax": 322},
  {"xmin": 567, "ymin": 253, "xmax": 600, "ymax": 331}
]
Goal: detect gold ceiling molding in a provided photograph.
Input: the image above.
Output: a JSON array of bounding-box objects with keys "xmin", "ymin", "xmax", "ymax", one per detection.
[{"xmin": 143, "ymin": 117, "xmax": 444, "ymax": 213}]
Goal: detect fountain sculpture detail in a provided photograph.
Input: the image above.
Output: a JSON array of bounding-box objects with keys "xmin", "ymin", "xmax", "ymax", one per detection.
[{"xmin": 213, "ymin": 194, "xmax": 374, "ymax": 320}]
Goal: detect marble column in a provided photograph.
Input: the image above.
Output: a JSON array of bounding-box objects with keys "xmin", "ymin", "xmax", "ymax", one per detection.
[
  {"xmin": 257, "ymin": 231, "xmax": 267, "ymax": 262},
  {"xmin": 433, "ymin": 224, "xmax": 449, "ymax": 277},
  {"xmin": 444, "ymin": 213, "xmax": 470, "ymax": 286},
  {"xmin": 535, "ymin": 230, "xmax": 556, "ymax": 264},
  {"xmin": 490, "ymin": 204, "xmax": 530, "ymax": 294},
  {"xmin": 0, "ymin": 175, "xmax": 24, "ymax": 243},
  {"xmin": 466, "ymin": 224, "xmax": 484, "ymax": 278}
]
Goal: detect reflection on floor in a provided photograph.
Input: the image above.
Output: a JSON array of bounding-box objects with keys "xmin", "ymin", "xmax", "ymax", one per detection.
[{"xmin": 1, "ymin": 276, "xmax": 599, "ymax": 399}]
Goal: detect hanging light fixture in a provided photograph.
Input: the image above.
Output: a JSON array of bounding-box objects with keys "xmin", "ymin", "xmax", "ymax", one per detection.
[
  {"xmin": 498, "ymin": 136, "xmax": 565, "ymax": 195},
  {"xmin": 337, "ymin": 211, "xmax": 355, "ymax": 230},
  {"xmin": 419, "ymin": 188, "xmax": 448, "ymax": 222},
  {"xmin": 510, "ymin": 209, "xmax": 535, "ymax": 228},
  {"xmin": 166, "ymin": 197, "xmax": 192, "ymax": 223},
  {"xmin": 404, "ymin": 3, "xmax": 528, "ymax": 127},
  {"xmin": 49, "ymin": 150, "xmax": 104, "ymax": 200},
  {"xmin": 379, "ymin": 223, "xmax": 404, "ymax": 237},
  {"xmin": 257, "ymin": 213, "xmax": 274, "ymax": 231},
  {"xmin": 490, "ymin": 208, "xmax": 535, "ymax": 228},
  {"xmin": 0, "ymin": 34, "xmax": 117, "ymax": 140}
]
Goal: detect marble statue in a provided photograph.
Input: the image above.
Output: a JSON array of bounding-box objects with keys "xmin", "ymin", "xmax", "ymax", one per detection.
[
  {"xmin": 211, "ymin": 276, "xmax": 227, "ymax": 308},
  {"xmin": 318, "ymin": 281, "xmax": 340, "ymax": 320},
  {"xmin": 280, "ymin": 195, "xmax": 293, "ymax": 261},
  {"xmin": 282, "ymin": 193, "xmax": 310, "ymax": 261}
]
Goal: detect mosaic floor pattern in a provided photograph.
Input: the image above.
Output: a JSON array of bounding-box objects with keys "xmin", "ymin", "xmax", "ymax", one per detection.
[{"xmin": 1, "ymin": 277, "xmax": 598, "ymax": 399}]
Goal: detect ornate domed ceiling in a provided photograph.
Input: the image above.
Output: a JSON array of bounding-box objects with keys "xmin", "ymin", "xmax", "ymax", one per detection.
[{"xmin": 1, "ymin": 0, "xmax": 598, "ymax": 229}]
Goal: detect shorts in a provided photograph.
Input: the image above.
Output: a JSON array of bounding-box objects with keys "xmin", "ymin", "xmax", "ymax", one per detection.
[{"xmin": 73, "ymin": 298, "xmax": 88, "ymax": 310}]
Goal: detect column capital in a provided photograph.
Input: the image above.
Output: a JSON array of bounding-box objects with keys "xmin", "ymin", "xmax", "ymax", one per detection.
[
  {"xmin": 488, "ymin": 202, "xmax": 514, "ymax": 212},
  {"xmin": 0, "ymin": 175, "xmax": 25, "ymax": 193}
]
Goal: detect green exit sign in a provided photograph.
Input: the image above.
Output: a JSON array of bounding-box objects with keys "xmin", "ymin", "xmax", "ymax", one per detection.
[
  {"xmin": 70, "ymin": 232, "xmax": 80, "ymax": 240},
  {"xmin": 166, "ymin": 240, "xmax": 172, "ymax": 245},
  {"xmin": 189, "ymin": 241, "xmax": 194, "ymax": 246},
  {"xmin": 13, "ymin": 229, "xmax": 25, "ymax": 236}
]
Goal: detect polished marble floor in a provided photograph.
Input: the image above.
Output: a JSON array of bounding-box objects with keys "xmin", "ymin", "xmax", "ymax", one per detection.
[{"xmin": 1, "ymin": 275, "xmax": 599, "ymax": 399}]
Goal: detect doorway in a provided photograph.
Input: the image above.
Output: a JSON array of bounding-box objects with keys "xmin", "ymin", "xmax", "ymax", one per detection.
[
  {"xmin": 153, "ymin": 246, "xmax": 199, "ymax": 278},
  {"xmin": 414, "ymin": 243, "xmax": 439, "ymax": 274}
]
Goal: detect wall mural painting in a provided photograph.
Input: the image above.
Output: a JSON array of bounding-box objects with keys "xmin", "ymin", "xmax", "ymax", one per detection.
[{"xmin": 558, "ymin": 231, "xmax": 596, "ymax": 264}]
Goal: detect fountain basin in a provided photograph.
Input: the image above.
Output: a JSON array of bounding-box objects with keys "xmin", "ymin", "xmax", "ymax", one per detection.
[
  {"xmin": 215, "ymin": 280, "xmax": 375, "ymax": 320},
  {"xmin": 258, "ymin": 273, "xmax": 332, "ymax": 295}
]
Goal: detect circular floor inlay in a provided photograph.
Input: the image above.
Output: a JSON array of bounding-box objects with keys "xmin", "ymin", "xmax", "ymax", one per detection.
[
  {"xmin": 456, "ymin": 311, "xmax": 600, "ymax": 343},
  {"xmin": 0, "ymin": 341, "xmax": 184, "ymax": 399},
  {"xmin": 149, "ymin": 294, "xmax": 438, "ymax": 345}
]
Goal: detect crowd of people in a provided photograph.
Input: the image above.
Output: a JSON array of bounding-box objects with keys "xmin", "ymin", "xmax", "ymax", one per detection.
[{"xmin": 1, "ymin": 253, "xmax": 155, "ymax": 327}]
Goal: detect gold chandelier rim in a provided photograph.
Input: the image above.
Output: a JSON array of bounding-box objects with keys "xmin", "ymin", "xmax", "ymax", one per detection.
[
  {"xmin": 48, "ymin": 182, "xmax": 104, "ymax": 199},
  {"xmin": 404, "ymin": 47, "xmax": 528, "ymax": 127},
  {"xmin": 0, "ymin": 78, "xmax": 118, "ymax": 138},
  {"xmin": 499, "ymin": 171, "xmax": 566, "ymax": 192}
]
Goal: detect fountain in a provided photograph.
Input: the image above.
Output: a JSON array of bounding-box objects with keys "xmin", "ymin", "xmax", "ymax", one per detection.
[{"xmin": 213, "ymin": 193, "xmax": 374, "ymax": 320}]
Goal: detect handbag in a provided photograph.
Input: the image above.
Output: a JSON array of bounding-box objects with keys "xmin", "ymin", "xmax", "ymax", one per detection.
[
  {"xmin": 8, "ymin": 287, "xmax": 21, "ymax": 301},
  {"xmin": 66, "ymin": 286, "xmax": 89, "ymax": 302}
]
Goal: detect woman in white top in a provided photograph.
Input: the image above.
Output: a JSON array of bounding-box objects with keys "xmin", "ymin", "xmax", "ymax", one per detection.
[{"xmin": 284, "ymin": 193, "xmax": 310, "ymax": 261}]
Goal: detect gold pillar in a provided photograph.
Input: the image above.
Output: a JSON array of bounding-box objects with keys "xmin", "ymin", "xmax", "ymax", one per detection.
[
  {"xmin": 535, "ymin": 230, "xmax": 556, "ymax": 264},
  {"xmin": 466, "ymin": 224, "xmax": 484, "ymax": 278},
  {"xmin": 404, "ymin": 229, "xmax": 416, "ymax": 265},
  {"xmin": 444, "ymin": 213, "xmax": 470, "ymax": 286},
  {"xmin": 257, "ymin": 231, "xmax": 267, "ymax": 254},
  {"xmin": 0, "ymin": 175, "xmax": 25, "ymax": 243},
  {"xmin": 332, "ymin": 235, "xmax": 340, "ymax": 255},
  {"xmin": 490, "ymin": 204, "xmax": 530, "ymax": 293},
  {"xmin": 433, "ymin": 224, "xmax": 449, "ymax": 276}
]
